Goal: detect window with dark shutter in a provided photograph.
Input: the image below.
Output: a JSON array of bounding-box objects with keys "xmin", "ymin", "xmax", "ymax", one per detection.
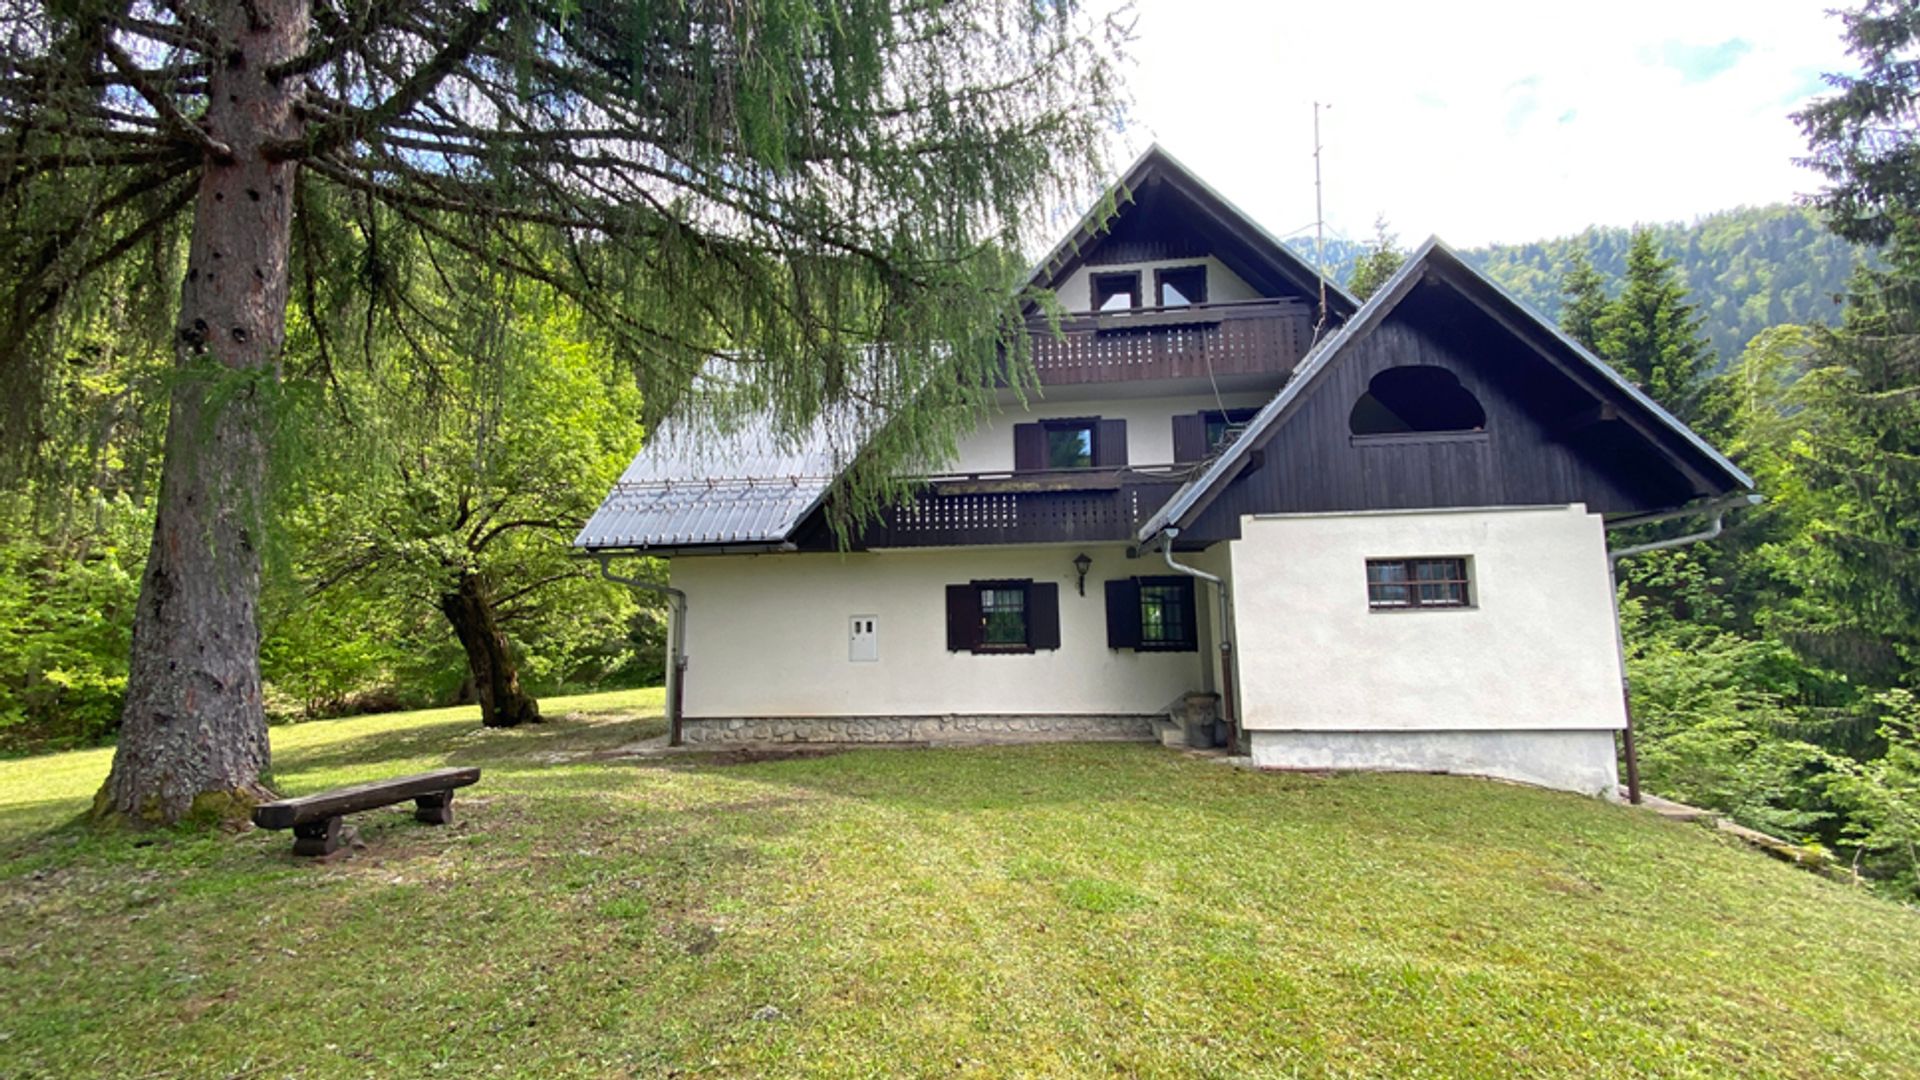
[
  {"xmin": 946, "ymin": 579, "xmax": 1060, "ymax": 653},
  {"xmin": 1173, "ymin": 410, "xmax": 1257, "ymax": 462},
  {"xmin": 1105, "ymin": 576, "xmax": 1197, "ymax": 652},
  {"xmin": 1016, "ymin": 418, "xmax": 1115, "ymax": 471}
]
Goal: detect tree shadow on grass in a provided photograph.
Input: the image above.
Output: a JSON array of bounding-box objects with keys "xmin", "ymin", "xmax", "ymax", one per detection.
[{"xmin": 270, "ymin": 711, "xmax": 668, "ymax": 786}]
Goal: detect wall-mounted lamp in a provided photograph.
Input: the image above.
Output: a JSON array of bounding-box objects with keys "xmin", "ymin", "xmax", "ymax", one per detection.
[{"xmin": 1073, "ymin": 552, "xmax": 1092, "ymax": 596}]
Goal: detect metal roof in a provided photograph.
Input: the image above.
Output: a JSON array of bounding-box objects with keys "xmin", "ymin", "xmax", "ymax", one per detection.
[
  {"xmin": 1136, "ymin": 235, "xmax": 1755, "ymax": 544},
  {"xmin": 573, "ymin": 414, "xmax": 856, "ymax": 551}
]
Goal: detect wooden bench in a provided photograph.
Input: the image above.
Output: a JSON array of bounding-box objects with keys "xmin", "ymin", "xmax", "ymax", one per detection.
[{"xmin": 251, "ymin": 767, "xmax": 481, "ymax": 856}]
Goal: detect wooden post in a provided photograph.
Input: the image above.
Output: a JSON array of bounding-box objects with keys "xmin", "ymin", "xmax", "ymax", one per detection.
[
  {"xmin": 292, "ymin": 816, "xmax": 342, "ymax": 857},
  {"xmin": 414, "ymin": 792, "xmax": 455, "ymax": 825}
]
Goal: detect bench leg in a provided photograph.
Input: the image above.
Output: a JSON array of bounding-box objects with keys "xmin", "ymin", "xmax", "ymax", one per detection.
[
  {"xmin": 292, "ymin": 816, "xmax": 343, "ymax": 857},
  {"xmin": 414, "ymin": 791, "xmax": 455, "ymax": 825}
]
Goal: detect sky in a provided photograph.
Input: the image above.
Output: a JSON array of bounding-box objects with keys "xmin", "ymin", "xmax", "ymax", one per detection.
[{"xmin": 1097, "ymin": 0, "xmax": 1855, "ymax": 248}]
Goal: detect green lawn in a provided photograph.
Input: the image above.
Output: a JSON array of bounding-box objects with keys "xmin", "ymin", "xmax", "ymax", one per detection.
[{"xmin": 2, "ymin": 690, "xmax": 1918, "ymax": 1078}]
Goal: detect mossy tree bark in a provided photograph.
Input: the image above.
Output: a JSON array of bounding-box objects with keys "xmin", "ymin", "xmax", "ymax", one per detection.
[
  {"xmin": 439, "ymin": 570, "xmax": 541, "ymax": 729},
  {"xmin": 93, "ymin": 0, "xmax": 307, "ymax": 825}
]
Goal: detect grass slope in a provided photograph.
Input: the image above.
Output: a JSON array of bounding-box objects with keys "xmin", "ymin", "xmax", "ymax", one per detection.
[{"xmin": 2, "ymin": 690, "xmax": 1917, "ymax": 1078}]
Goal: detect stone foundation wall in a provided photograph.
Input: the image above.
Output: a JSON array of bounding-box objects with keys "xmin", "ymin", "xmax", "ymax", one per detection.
[{"xmin": 679, "ymin": 714, "xmax": 1157, "ymax": 745}]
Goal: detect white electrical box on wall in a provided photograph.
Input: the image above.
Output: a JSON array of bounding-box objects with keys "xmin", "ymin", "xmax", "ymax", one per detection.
[{"xmin": 849, "ymin": 615, "xmax": 879, "ymax": 662}]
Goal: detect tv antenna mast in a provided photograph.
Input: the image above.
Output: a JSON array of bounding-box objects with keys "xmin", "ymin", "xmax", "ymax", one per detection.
[{"xmin": 1313, "ymin": 100, "xmax": 1332, "ymax": 333}]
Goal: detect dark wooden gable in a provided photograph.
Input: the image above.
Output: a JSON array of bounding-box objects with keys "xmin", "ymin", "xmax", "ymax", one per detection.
[
  {"xmin": 1181, "ymin": 267, "xmax": 1731, "ymax": 541},
  {"xmin": 1025, "ymin": 145, "xmax": 1354, "ymax": 316}
]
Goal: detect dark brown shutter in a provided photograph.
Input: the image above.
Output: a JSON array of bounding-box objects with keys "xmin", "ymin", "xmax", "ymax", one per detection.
[
  {"xmin": 946, "ymin": 584, "xmax": 979, "ymax": 652},
  {"xmin": 1028, "ymin": 582, "xmax": 1061, "ymax": 650},
  {"xmin": 1171, "ymin": 413, "xmax": 1207, "ymax": 462},
  {"xmin": 1094, "ymin": 418, "xmax": 1128, "ymax": 468},
  {"xmin": 1105, "ymin": 578, "xmax": 1141, "ymax": 649},
  {"xmin": 1013, "ymin": 423, "xmax": 1046, "ymax": 472}
]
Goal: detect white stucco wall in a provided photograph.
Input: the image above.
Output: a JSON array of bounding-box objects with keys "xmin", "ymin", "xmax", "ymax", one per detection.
[
  {"xmin": 1229, "ymin": 505, "xmax": 1628, "ymax": 735},
  {"xmin": 671, "ymin": 545, "xmax": 1206, "ymax": 718},
  {"xmin": 1054, "ymin": 256, "xmax": 1260, "ymax": 312},
  {"xmin": 945, "ymin": 392, "xmax": 1270, "ymax": 474}
]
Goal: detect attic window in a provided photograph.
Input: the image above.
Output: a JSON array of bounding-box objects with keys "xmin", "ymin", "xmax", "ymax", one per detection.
[
  {"xmin": 1091, "ymin": 271, "xmax": 1140, "ymax": 312},
  {"xmin": 1349, "ymin": 366, "xmax": 1487, "ymax": 436},
  {"xmin": 1156, "ymin": 265, "xmax": 1207, "ymax": 308}
]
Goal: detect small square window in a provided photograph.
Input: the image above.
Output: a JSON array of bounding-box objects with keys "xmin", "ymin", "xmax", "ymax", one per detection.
[
  {"xmin": 1156, "ymin": 265, "xmax": 1207, "ymax": 307},
  {"xmin": 1367, "ymin": 558, "xmax": 1470, "ymax": 610},
  {"xmin": 1091, "ymin": 271, "xmax": 1141, "ymax": 312},
  {"xmin": 1045, "ymin": 422, "xmax": 1096, "ymax": 469},
  {"xmin": 979, "ymin": 585, "xmax": 1029, "ymax": 647}
]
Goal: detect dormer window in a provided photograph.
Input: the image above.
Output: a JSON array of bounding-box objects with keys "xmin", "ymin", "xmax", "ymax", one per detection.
[
  {"xmin": 1091, "ymin": 271, "xmax": 1141, "ymax": 312},
  {"xmin": 1155, "ymin": 265, "xmax": 1207, "ymax": 307}
]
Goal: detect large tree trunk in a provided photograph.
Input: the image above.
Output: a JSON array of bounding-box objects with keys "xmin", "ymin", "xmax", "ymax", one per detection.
[
  {"xmin": 93, "ymin": 0, "xmax": 308, "ymax": 825},
  {"xmin": 439, "ymin": 571, "xmax": 542, "ymax": 728}
]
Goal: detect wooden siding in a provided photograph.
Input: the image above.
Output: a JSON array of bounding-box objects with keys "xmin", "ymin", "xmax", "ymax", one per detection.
[
  {"xmin": 1027, "ymin": 299, "xmax": 1311, "ymax": 386},
  {"xmin": 1183, "ymin": 284, "xmax": 1701, "ymax": 540}
]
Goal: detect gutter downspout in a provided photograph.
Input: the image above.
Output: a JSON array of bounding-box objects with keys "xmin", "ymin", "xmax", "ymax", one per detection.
[
  {"xmin": 1159, "ymin": 527, "xmax": 1237, "ymax": 748},
  {"xmin": 593, "ymin": 553, "xmax": 688, "ymax": 747},
  {"xmin": 1603, "ymin": 493, "xmax": 1760, "ymax": 804}
]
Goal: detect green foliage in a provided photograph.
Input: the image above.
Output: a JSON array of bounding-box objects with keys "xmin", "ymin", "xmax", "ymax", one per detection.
[
  {"xmin": 264, "ymin": 266, "xmax": 656, "ymax": 719},
  {"xmin": 1591, "ymin": 230, "xmax": 1713, "ymax": 417},
  {"xmin": 1795, "ymin": 0, "xmax": 1920, "ymax": 246},
  {"xmin": 1344, "ymin": 216, "xmax": 1405, "ymax": 301},
  {"xmin": 0, "ymin": 494, "xmax": 148, "ymax": 750},
  {"xmin": 1825, "ymin": 689, "xmax": 1920, "ymax": 892},
  {"xmin": 1558, "ymin": 249, "xmax": 1609, "ymax": 352},
  {"xmin": 1467, "ymin": 205, "xmax": 1865, "ymax": 366}
]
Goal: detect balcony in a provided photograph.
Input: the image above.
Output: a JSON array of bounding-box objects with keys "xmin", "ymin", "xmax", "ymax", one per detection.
[
  {"xmin": 858, "ymin": 467, "xmax": 1191, "ymax": 549},
  {"xmin": 1024, "ymin": 297, "xmax": 1314, "ymax": 387}
]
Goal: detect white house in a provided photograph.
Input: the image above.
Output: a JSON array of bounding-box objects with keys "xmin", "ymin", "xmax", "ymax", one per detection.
[{"xmin": 575, "ymin": 146, "xmax": 1753, "ymax": 798}]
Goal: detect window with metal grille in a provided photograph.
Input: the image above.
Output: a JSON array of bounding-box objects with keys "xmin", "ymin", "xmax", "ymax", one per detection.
[
  {"xmin": 1139, "ymin": 581, "xmax": 1194, "ymax": 647},
  {"xmin": 1105, "ymin": 576, "xmax": 1197, "ymax": 652},
  {"xmin": 1366, "ymin": 557, "xmax": 1471, "ymax": 610},
  {"xmin": 980, "ymin": 585, "xmax": 1029, "ymax": 647}
]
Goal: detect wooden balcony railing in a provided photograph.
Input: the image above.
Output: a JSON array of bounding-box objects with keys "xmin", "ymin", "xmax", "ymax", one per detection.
[
  {"xmin": 1024, "ymin": 297, "xmax": 1314, "ymax": 386},
  {"xmin": 858, "ymin": 468, "xmax": 1190, "ymax": 548}
]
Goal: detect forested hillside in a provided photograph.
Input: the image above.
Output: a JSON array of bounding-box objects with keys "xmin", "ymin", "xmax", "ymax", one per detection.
[
  {"xmin": 1469, "ymin": 206, "xmax": 1865, "ymax": 364},
  {"xmin": 1298, "ymin": 205, "xmax": 1868, "ymax": 365}
]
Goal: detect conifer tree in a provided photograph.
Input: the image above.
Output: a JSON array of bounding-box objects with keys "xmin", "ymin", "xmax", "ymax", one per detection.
[
  {"xmin": 1346, "ymin": 216, "xmax": 1404, "ymax": 302},
  {"xmin": 1594, "ymin": 230, "xmax": 1713, "ymax": 417},
  {"xmin": 0, "ymin": 0, "xmax": 1124, "ymax": 823},
  {"xmin": 1793, "ymin": 0, "xmax": 1920, "ymax": 671},
  {"xmin": 1558, "ymin": 248, "xmax": 1610, "ymax": 352}
]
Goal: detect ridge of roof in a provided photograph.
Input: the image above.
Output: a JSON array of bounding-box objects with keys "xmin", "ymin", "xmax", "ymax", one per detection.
[{"xmin": 1136, "ymin": 235, "xmax": 1754, "ymax": 544}]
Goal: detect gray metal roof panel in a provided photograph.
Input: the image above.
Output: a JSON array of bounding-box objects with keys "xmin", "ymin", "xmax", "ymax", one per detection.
[{"xmin": 575, "ymin": 411, "xmax": 859, "ymax": 551}]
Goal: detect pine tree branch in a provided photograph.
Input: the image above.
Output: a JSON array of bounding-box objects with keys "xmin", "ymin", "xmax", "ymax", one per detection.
[
  {"xmin": 265, "ymin": 0, "xmax": 510, "ymax": 162},
  {"xmin": 101, "ymin": 37, "xmax": 232, "ymax": 161}
]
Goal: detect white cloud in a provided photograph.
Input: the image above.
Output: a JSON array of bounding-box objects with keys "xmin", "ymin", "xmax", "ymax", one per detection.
[{"xmin": 1103, "ymin": 0, "xmax": 1853, "ymax": 246}]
